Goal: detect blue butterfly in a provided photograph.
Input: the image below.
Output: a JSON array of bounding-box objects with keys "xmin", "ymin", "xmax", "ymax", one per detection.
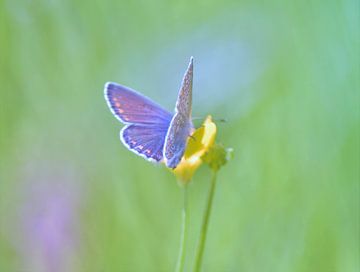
[{"xmin": 104, "ymin": 57, "xmax": 194, "ymax": 169}]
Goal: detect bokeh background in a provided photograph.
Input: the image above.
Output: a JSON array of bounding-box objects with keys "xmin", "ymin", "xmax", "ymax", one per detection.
[{"xmin": 0, "ymin": 0, "xmax": 359, "ymax": 271}]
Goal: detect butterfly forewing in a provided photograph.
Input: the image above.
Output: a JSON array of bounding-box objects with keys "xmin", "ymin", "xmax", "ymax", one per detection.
[
  {"xmin": 164, "ymin": 57, "xmax": 194, "ymax": 168},
  {"xmin": 105, "ymin": 82, "xmax": 172, "ymax": 124},
  {"xmin": 175, "ymin": 57, "xmax": 193, "ymax": 117}
]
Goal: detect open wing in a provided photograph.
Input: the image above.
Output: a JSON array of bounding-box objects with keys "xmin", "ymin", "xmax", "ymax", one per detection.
[{"xmin": 104, "ymin": 82, "xmax": 172, "ymax": 162}]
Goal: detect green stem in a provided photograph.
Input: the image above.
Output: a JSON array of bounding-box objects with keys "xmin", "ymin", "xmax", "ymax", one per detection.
[
  {"xmin": 175, "ymin": 186, "xmax": 188, "ymax": 272},
  {"xmin": 193, "ymin": 171, "xmax": 218, "ymax": 272}
]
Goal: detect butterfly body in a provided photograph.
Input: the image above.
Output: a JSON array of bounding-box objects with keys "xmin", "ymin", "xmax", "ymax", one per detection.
[{"xmin": 104, "ymin": 57, "xmax": 193, "ymax": 169}]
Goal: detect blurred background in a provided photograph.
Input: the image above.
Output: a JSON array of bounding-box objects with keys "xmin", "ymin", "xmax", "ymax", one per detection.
[{"xmin": 0, "ymin": 0, "xmax": 359, "ymax": 271}]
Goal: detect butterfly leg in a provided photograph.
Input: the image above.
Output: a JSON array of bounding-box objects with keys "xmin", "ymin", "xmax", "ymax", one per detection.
[{"xmin": 189, "ymin": 134, "xmax": 197, "ymax": 141}]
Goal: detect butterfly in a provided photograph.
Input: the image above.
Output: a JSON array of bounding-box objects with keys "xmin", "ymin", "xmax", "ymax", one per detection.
[{"xmin": 104, "ymin": 57, "xmax": 194, "ymax": 169}]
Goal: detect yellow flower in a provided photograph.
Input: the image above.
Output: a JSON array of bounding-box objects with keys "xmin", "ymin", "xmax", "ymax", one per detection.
[{"xmin": 173, "ymin": 115, "xmax": 217, "ymax": 185}]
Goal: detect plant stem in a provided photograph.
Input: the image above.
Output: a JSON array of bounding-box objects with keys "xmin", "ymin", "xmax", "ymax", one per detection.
[
  {"xmin": 175, "ymin": 186, "xmax": 188, "ymax": 272},
  {"xmin": 193, "ymin": 170, "xmax": 217, "ymax": 272}
]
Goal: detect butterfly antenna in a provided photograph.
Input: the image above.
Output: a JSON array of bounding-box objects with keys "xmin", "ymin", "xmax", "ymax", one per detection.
[
  {"xmin": 216, "ymin": 118, "xmax": 227, "ymax": 123},
  {"xmin": 192, "ymin": 117, "xmax": 227, "ymax": 123}
]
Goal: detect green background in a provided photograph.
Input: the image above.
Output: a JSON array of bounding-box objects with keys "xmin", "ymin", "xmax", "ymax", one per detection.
[{"xmin": 0, "ymin": 0, "xmax": 359, "ymax": 271}]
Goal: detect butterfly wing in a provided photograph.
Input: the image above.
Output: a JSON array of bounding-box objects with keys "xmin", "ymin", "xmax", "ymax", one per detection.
[
  {"xmin": 175, "ymin": 57, "xmax": 193, "ymax": 117},
  {"xmin": 105, "ymin": 82, "xmax": 172, "ymax": 125},
  {"xmin": 104, "ymin": 82, "xmax": 172, "ymax": 162},
  {"xmin": 121, "ymin": 123, "xmax": 170, "ymax": 162},
  {"xmin": 163, "ymin": 113, "xmax": 193, "ymax": 168},
  {"xmin": 164, "ymin": 57, "xmax": 194, "ymax": 168}
]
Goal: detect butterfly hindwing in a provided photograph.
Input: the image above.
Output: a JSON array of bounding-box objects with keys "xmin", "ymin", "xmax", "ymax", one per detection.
[
  {"xmin": 121, "ymin": 123, "xmax": 170, "ymax": 162},
  {"xmin": 163, "ymin": 112, "xmax": 192, "ymax": 168}
]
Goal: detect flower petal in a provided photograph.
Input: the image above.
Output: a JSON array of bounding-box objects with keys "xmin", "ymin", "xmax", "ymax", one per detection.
[{"xmin": 173, "ymin": 116, "xmax": 217, "ymax": 184}]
